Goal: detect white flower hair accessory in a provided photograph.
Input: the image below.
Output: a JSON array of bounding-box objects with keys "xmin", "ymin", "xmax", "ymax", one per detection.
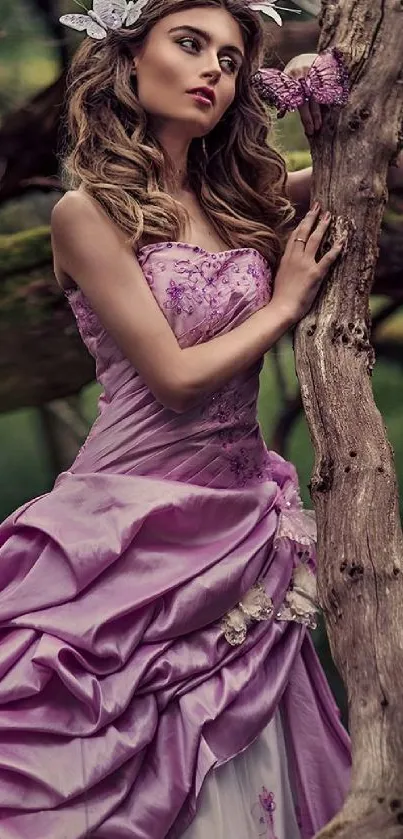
[
  {"xmin": 246, "ymin": 0, "xmax": 302, "ymax": 26},
  {"xmin": 60, "ymin": 0, "xmax": 151, "ymax": 40},
  {"xmin": 60, "ymin": 0, "xmax": 300, "ymax": 40}
]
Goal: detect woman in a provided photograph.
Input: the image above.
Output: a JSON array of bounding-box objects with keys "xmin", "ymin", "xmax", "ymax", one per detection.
[{"xmin": 0, "ymin": 1, "xmax": 351, "ymax": 837}]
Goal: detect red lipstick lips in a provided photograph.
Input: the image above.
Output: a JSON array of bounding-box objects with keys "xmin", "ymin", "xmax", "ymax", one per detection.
[{"xmin": 187, "ymin": 86, "xmax": 216, "ymax": 106}]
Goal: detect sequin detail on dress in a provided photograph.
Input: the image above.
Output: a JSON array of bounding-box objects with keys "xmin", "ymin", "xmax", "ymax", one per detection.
[
  {"xmin": 157, "ymin": 250, "xmax": 271, "ymax": 338},
  {"xmin": 251, "ymin": 787, "xmax": 278, "ymax": 838},
  {"xmin": 65, "ymin": 287, "xmax": 101, "ymax": 337},
  {"xmin": 202, "ymin": 383, "xmax": 273, "ymax": 486},
  {"xmin": 203, "ymin": 384, "xmax": 247, "ymax": 427},
  {"xmin": 221, "ymin": 582, "xmax": 273, "ymax": 646},
  {"xmin": 227, "ymin": 447, "xmax": 273, "ymax": 487}
]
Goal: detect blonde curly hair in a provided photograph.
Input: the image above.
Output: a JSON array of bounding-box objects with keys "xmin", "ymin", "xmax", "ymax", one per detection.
[{"xmin": 62, "ymin": 0, "xmax": 293, "ymax": 267}]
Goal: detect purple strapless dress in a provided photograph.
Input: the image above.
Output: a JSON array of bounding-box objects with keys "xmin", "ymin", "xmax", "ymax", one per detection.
[{"xmin": 0, "ymin": 243, "xmax": 350, "ymax": 838}]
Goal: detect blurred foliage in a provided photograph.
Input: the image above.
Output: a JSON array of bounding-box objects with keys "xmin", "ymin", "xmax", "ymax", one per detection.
[
  {"xmin": 0, "ymin": 0, "xmax": 57, "ymax": 114},
  {"xmin": 276, "ymin": 111, "xmax": 311, "ymax": 154},
  {"xmin": 0, "ymin": 226, "xmax": 52, "ymax": 277},
  {"xmin": 285, "ymin": 149, "xmax": 311, "ymax": 170},
  {"xmin": 0, "ymin": 193, "xmax": 57, "ymax": 234}
]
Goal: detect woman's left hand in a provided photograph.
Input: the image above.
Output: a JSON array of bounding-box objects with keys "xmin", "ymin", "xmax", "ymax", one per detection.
[{"xmin": 284, "ymin": 53, "xmax": 321, "ymax": 137}]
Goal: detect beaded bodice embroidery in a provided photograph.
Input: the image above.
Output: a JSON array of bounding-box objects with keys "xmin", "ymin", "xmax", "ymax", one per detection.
[{"xmin": 137, "ymin": 242, "xmax": 272, "ymax": 346}]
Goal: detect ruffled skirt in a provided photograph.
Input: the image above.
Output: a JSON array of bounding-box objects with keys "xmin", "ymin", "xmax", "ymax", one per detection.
[{"xmin": 0, "ymin": 471, "xmax": 350, "ymax": 838}]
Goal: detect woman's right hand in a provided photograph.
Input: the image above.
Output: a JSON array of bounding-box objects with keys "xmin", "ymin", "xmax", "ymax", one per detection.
[{"xmin": 271, "ymin": 203, "xmax": 345, "ymax": 324}]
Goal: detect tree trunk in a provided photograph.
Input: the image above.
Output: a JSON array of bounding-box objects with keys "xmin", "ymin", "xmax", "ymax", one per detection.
[{"xmin": 294, "ymin": 2, "xmax": 403, "ymax": 837}]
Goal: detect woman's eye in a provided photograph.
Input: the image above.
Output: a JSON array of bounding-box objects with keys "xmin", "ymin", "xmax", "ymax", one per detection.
[
  {"xmin": 178, "ymin": 37, "xmax": 200, "ymax": 52},
  {"xmin": 177, "ymin": 38, "xmax": 239, "ymax": 74},
  {"xmin": 220, "ymin": 56, "xmax": 237, "ymax": 74}
]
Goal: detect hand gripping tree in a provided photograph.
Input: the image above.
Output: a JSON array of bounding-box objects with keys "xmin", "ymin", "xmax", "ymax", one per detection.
[{"xmin": 295, "ymin": 2, "xmax": 403, "ymax": 837}]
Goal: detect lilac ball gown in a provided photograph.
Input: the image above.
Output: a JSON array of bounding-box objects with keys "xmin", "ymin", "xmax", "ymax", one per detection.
[{"xmin": 0, "ymin": 242, "xmax": 350, "ymax": 838}]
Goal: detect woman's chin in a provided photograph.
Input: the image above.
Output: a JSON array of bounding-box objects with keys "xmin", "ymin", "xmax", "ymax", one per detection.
[{"xmin": 182, "ymin": 116, "xmax": 217, "ymax": 139}]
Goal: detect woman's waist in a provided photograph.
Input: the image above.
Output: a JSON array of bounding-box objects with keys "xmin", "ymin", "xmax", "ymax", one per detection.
[{"xmin": 70, "ymin": 417, "xmax": 272, "ymax": 488}]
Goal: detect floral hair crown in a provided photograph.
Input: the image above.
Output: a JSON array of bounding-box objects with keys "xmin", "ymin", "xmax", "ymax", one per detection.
[{"xmin": 59, "ymin": 0, "xmax": 298, "ymax": 40}]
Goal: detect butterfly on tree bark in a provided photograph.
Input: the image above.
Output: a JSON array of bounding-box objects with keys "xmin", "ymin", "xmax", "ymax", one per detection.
[{"xmin": 252, "ymin": 48, "xmax": 349, "ymax": 118}]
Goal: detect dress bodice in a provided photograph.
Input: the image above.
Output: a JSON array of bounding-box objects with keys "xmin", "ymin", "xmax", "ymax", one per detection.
[
  {"xmin": 65, "ymin": 242, "xmax": 294, "ymax": 491},
  {"xmin": 67, "ymin": 242, "xmax": 272, "ymax": 354},
  {"xmin": 137, "ymin": 242, "xmax": 271, "ymax": 346}
]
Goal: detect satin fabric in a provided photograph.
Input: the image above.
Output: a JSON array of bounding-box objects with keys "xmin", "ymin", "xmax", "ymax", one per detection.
[{"xmin": 0, "ymin": 243, "xmax": 350, "ymax": 838}]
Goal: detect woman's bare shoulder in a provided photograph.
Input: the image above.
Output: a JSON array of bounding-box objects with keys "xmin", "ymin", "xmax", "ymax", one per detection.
[
  {"xmin": 51, "ymin": 188, "xmax": 115, "ymax": 236},
  {"xmin": 52, "ymin": 189, "xmax": 130, "ymax": 260},
  {"xmin": 51, "ymin": 189, "xmax": 130, "ymax": 289}
]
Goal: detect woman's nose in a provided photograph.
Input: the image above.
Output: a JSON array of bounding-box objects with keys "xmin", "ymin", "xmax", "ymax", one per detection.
[{"xmin": 201, "ymin": 54, "xmax": 221, "ymax": 82}]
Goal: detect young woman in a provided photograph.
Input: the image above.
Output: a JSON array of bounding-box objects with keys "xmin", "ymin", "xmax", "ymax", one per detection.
[{"xmin": 0, "ymin": 1, "xmax": 352, "ymax": 837}]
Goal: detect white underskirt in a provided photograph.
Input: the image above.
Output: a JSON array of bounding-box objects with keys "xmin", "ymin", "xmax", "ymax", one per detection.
[{"xmin": 181, "ymin": 709, "xmax": 301, "ymax": 839}]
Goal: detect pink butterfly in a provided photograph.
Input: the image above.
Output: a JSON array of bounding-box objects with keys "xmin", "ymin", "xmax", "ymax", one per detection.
[{"xmin": 252, "ymin": 48, "xmax": 349, "ymax": 118}]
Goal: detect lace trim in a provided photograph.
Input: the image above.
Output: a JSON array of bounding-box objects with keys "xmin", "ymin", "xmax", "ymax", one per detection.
[
  {"xmin": 221, "ymin": 582, "xmax": 273, "ymax": 646},
  {"xmin": 276, "ymin": 564, "xmax": 319, "ymax": 630},
  {"xmin": 274, "ymin": 483, "xmax": 317, "ymax": 555},
  {"xmin": 65, "ymin": 288, "xmax": 100, "ymax": 337},
  {"xmin": 222, "ymin": 486, "xmax": 319, "ymax": 646}
]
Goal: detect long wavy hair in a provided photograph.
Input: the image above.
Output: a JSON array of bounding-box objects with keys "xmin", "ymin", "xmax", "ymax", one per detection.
[{"xmin": 62, "ymin": 0, "xmax": 294, "ymax": 266}]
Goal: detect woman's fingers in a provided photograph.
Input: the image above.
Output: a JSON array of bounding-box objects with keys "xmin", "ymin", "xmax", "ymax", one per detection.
[
  {"xmin": 309, "ymin": 98, "xmax": 322, "ymax": 133},
  {"xmin": 298, "ymin": 98, "xmax": 322, "ymax": 136},
  {"xmin": 318, "ymin": 236, "xmax": 346, "ymax": 272},
  {"xmin": 291, "ymin": 208, "xmax": 346, "ymax": 272},
  {"xmin": 298, "ymin": 101, "xmax": 314, "ymax": 137},
  {"xmin": 289, "ymin": 203, "xmax": 321, "ymax": 247},
  {"xmin": 305, "ymin": 211, "xmax": 332, "ymax": 254}
]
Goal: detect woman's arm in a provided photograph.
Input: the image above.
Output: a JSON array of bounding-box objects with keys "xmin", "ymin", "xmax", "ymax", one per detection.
[
  {"xmin": 51, "ymin": 191, "xmax": 295, "ymax": 414},
  {"xmin": 286, "ymin": 167, "xmax": 312, "ymax": 214}
]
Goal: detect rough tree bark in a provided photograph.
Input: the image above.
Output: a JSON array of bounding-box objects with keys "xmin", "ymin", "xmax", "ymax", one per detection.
[{"xmin": 294, "ymin": 2, "xmax": 403, "ymax": 837}]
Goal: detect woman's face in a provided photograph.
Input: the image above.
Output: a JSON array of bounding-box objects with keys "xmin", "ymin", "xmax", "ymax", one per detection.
[{"xmin": 133, "ymin": 6, "xmax": 245, "ymax": 138}]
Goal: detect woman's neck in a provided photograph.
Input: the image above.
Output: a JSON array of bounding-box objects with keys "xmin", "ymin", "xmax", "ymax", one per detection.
[{"xmin": 153, "ymin": 122, "xmax": 191, "ymax": 191}]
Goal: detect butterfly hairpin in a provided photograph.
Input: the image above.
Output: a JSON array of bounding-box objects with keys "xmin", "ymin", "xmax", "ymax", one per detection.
[
  {"xmin": 253, "ymin": 48, "xmax": 349, "ymax": 117},
  {"xmin": 247, "ymin": 0, "xmax": 302, "ymax": 26},
  {"xmin": 60, "ymin": 0, "xmax": 150, "ymax": 40},
  {"xmin": 60, "ymin": 0, "xmax": 300, "ymax": 39}
]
